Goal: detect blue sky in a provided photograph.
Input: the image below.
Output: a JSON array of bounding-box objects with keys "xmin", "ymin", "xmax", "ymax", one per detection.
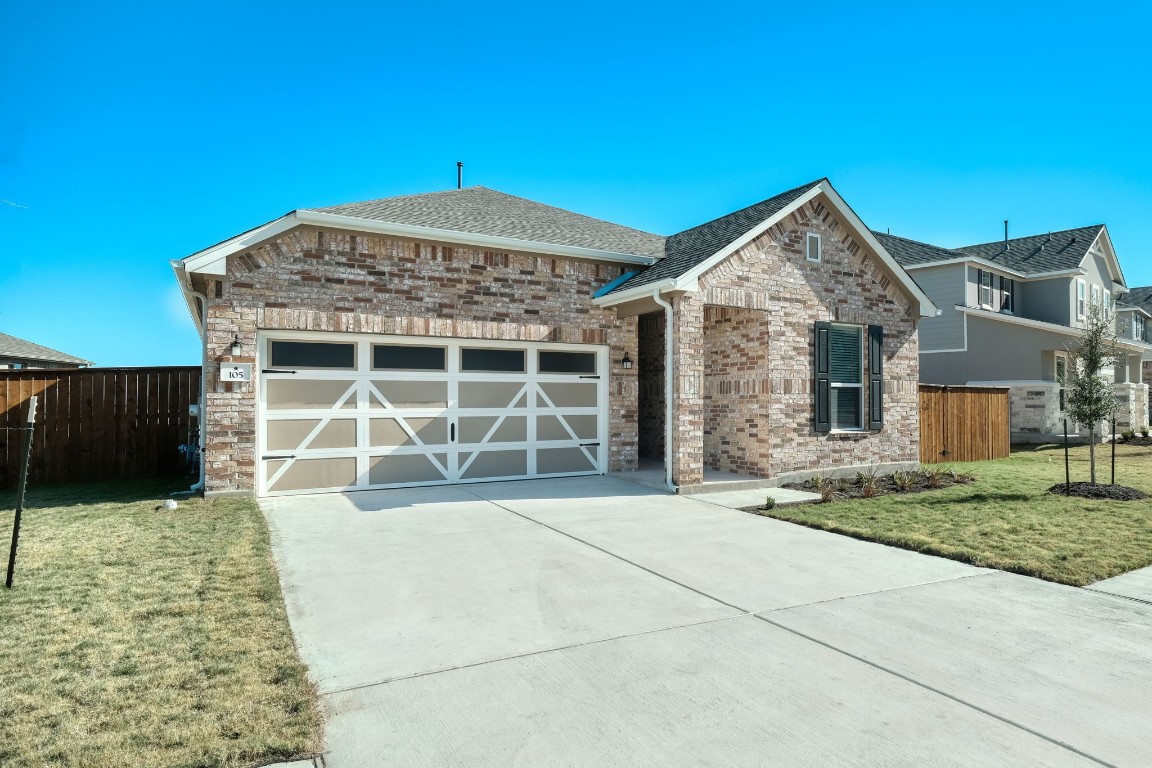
[{"xmin": 3, "ymin": 1, "xmax": 1150, "ymax": 366}]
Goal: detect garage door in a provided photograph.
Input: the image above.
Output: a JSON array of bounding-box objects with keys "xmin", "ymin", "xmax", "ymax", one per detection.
[{"xmin": 257, "ymin": 333, "xmax": 607, "ymax": 496}]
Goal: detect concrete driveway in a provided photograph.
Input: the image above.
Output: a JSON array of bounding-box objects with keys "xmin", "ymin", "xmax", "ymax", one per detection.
[{"xmin": 261, "ymin": 476, "xmax": 1152, "ymax": 767}]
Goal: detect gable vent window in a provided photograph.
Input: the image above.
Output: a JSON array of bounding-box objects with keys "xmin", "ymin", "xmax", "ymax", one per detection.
[{"xmin": 805, "ymin": 232, "xmax": 822, "ymax": 263}]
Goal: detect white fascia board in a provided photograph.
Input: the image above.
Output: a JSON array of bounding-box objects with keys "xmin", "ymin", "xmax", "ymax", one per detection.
[
  {"xmin": 1088, "ymin": 226, "xmax": 1126, "ymax": 286},
  {"xmin": 904, "ymin": 258, "xmax": 1084, "ymax": 281},
  {"xmin": 591, "ymin": 278, "xmax": 682, "ymax": 307},
  {"xmin": 182, "ymin": 215, "xmax": 302, "ymax": 275},
  {"xmin": 672, "ymin": 186, "xmax": 823, "ymax": 290},
  {"xmin": 811, "ymin": 184, "xmax": 938, "ymax": 318},
  {"xmin": 170, "ymin": 259, "xmax": 205, "ymax": 340},
  {"xmin": 295, "ymin": 210, "xmax": 658, "ymax": 266}
]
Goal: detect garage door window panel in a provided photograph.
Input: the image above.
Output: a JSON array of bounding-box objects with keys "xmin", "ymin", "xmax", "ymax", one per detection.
[
  {"xmin": 538, "ymin": 351, "xmax": 597, "ymax": 374},
  {"xmin": 269, "ymin": 341, "xmax": 356, "ymax": 369},
  {"xmin": 372, "ymin": 345, "xmax": 446, "ymax": 371},
  {"xmin": 461, "ymin": 348, "xmax": 525, "ymax": 373}
]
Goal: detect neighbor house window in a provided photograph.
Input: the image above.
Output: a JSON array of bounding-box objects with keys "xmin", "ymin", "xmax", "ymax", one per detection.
[
  {"xmin": 1103, "ymin": 289, "xmax": 1111, "ymax": 316},
  {"xmin": 1136, "ymin": 315, "xmax": 1147, "ymax": 342},
  {"xmin": 1000, "ymin": 276, "xmax": 1015, "ymax": 313},
  {"xmin": 805, "ymin": 232, "xmax": 822, "ymax": 263},
  {"xmin": 1076, "ymin": 280, "xmax": 1087, "ymax": 319},
  {"xmin": 1091, "ymin": 284, "xmax": 1102, "ymax": 308},
  {"xmin": 978, "ymin": 269, "xmax": 992, "ymax": 307}
]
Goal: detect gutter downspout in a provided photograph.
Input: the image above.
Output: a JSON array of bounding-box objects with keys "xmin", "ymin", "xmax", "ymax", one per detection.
[
  {"xmin": 651, "ymin": 288, "xmax": 678, "ymax": 493},
  {"xmin": 172, "ymin": 272, "xmax": 208, "ymax": 495}
]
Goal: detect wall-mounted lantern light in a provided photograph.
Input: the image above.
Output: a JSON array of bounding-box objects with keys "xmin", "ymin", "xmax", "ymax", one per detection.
[
  {"xmin": 229, "ymin": 334, "xmax": 243, "ymax": 357},
  {"xmin": 621, "ymin": 352, "xmax": 633, "ymax": 370}
]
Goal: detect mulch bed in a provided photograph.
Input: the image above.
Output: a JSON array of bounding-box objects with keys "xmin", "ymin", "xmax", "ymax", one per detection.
[
  {"xmin": 771, "ymin": 468, "xmax": 976, "ymax": 503},
  {"xmin": 1118, "ymin": 436, "xmax": 1152, "ymax": 447},
  {"xmin": 1047, "ymin": 482, "xmax": 1149, "ymax": 501}
]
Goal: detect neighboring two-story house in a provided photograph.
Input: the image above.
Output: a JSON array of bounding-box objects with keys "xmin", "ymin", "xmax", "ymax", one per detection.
[
  {"xmin": 1117, "ymin": 286, "xmax": 1152, "ymax": 415},
  {"xmin": 875, "ymin": 226, "xmax": 1150, "ymax": 440}
]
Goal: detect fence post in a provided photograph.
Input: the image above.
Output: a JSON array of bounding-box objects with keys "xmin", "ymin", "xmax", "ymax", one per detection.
[
  {"xmin": 1063, "ymin": 418, "xmax": 1070, "ymax": 494},
  {"xmin": 6, "ymin": 396, "xmax": 37, "ymax": 589}
]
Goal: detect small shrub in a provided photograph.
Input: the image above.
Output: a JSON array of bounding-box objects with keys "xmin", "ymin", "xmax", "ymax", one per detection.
[
  {"xmin": 762, "ymin": 496, "xmax": 776, "ymax": 511},
  {"xmin": 858, "ymin": 466, "xmax": 881, "ymax": 498},
  {"xmin": 1142, "ymin": 425, "xmax": 1150, "ymax": 438},
  {"xmin": 891, "ymin": 469, "xmax": 915, "ymax": 492},
  {"xmin": 1120, "ymin": 428, "xmax": 1136, "ymax": 442},
  {"xmin": 920, "ymin": 467, "xmax": 947, "ymax": 488}
]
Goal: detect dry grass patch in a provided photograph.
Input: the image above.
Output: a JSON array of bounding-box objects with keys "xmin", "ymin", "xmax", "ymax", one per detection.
[
  {"xmin": 0, "ymin": 479, "xmax": 321, "ymax": 768},
  {"xmin": 757, "ymin": 442, "xmax": 1152, "ymax": 587}
]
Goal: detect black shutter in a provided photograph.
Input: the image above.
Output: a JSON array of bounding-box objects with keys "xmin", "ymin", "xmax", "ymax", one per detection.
[
  {"xmin": 814, "ymin": 321, "xmax": 831, "ymax": 432},
  {"xmin": 868, "ymin": 325, "xmax": 884, "ymax": 430}
]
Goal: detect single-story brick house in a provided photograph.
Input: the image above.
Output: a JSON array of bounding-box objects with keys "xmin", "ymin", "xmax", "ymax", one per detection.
[{"xmin": 172, "ymin": 179, "xmax": 936, "ymax": 497}]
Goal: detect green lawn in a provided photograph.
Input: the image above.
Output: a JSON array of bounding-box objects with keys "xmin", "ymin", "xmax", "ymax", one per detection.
[
  {"xmin": 763, "ymin": 442, "xmax": 1152, "ymax": 587},
  {"xmin": 0, "ymin": 478, "xmax": 321, "ymax": 768}
]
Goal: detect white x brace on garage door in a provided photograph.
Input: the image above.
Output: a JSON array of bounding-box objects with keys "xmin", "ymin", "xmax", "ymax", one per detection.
[{"xmin": 257, "ymin": 332, "xmax": 608, "ymax": 496}]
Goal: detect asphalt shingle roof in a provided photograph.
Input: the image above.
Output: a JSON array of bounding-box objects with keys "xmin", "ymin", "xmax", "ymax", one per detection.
[
  {"xmin": 871, "ymin": 232, "xmax": 964, "ymax": 267},
  {"xmin": 612, "ymin": 179, "xmax": 826, "ymax": 292},
  {"xmin": 0, "ymin": 333, "xmax": 90, "ymax": 365},
  {"xmin": 955, "ymin": 225, "xmax": 1104, "ymax": 275},
  {"xmin": 873, "ymin": 225, "xmax": 1105, "ymax": 277},
  {"xmin": 1118, "ymin": 286, "xmax": 1152, "ymax": 312},
  {"xmin": 310, "ymin": 186, "xmax": 666, "ymax": 259}
]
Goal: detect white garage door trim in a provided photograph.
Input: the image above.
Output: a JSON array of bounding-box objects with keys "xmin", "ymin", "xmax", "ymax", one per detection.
[{"xmin": 256, "ymin": 331, "xmax": 609, "ymax": 496}]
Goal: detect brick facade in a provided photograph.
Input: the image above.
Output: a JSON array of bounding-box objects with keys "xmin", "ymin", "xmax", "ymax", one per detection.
[
  {"xmin": 668, "ymin": 198, "xmax": 920, "ymax": 487},
  {"xmin": 702, "ymin": 307, "xmax": 771, "ymax": 475},
  {"xmin": 200, "ymin": 227, "xmax": 639, "ymax": 494}
]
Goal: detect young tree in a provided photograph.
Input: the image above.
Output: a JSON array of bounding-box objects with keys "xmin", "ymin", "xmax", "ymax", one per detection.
[{"xmin": 1065, "ymin": 302, "xmax": 1121, "ymax": 485}]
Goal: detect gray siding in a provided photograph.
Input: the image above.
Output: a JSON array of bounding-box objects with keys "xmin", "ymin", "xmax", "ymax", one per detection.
[
  {"xmin": 911, "ymin": 264, "xmax": 965, "ymax": 350},
  {"xmin": 919, "ymin": 350, "xmax": 969, "ymax": 384},
  {"xmin": 964, "ymin": 316, "xmax": 1079, "ymax": 381},
  {"xmin": 1021, "ymin": 277, "xmax": 1072, "ymax": 326}
]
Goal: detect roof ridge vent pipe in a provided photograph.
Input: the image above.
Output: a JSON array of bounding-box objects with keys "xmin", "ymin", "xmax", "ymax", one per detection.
[
  {"xmin": 1004, "ymin": 220, "xmax": 1009, "ymax": 251},
  {"xmin": 651, "ymin": 288, "xmax": 678, "ymax": 493}
]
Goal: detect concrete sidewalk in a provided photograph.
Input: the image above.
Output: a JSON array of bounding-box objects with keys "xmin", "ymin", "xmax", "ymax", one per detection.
[
  {"xmin": 263, "ymin": 476, "xmax": 1152, "ymax": 767},
  {"xmin": 1086, "ymin": 564, "xmax": 1152, "ymax": 603}
]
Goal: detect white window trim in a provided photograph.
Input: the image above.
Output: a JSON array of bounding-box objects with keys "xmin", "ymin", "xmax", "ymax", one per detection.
[
  {"xmin": 828, "ymin": 324, "xmax": 864, "ymax": 431},
  {"xmin": 978, "ymin": 269, "xmax": 993, "ymax": 308},
  {"xmin": 1091, "ymin": 284, "xmax": 1102, "ymax": 309},
  {"xmin": 805, "ymin": 232, "xmax": 822, "ymax": 263},
  {"xmin": 1076, "ymin": 279, "xmax": 1087, "ymax": 320}
]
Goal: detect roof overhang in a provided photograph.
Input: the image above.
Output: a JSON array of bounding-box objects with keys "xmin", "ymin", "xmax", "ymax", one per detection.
[
  {"xmin": 595, "ymin": 182, "xmax": 937, "ymax": 317},
  {"xmin": 903, "ymin": 257, "xmax": 1085, "ymax": 281},
  {"xmin": 180, "ymin": 210, "xmax": 660, "ymax": 277},
  {"xmin": 1085, "ymin": 226, "xmax": 1126, "ymax": 286}
]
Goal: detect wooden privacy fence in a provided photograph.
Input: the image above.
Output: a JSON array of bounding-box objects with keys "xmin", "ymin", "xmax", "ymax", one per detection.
[
  {"xmin": 919, "ymin": 385, "xmax": 1010, "ymax": 464},
  {"xmin": 0, "ymin": 367, "xmax": 200, "ymax": 488}
]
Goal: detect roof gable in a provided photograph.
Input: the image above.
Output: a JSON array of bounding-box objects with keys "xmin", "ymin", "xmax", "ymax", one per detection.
[
  {"xmin": 1120, "ymin": 285, "xmax": 1152, "ymax": 312},
  {"xmin": 309, "ymin": 186, "xmax": 666, "ymax": 259},
  {"xmin": 0, "ymin": 333, "xmax": 90, "ymax": 365},
  {"xmin": 611, "ymin": 180, "xmax": 825, "ymax": 292}
]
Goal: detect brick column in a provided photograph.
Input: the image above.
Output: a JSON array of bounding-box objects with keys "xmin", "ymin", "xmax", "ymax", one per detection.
[{"xmin": 671, "ymin": 294, "xmax": 704, "ymax": 487}]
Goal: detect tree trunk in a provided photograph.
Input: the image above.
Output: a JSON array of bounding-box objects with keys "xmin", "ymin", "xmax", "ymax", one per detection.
[{"xmin": 1089, "ymin": 426, "xmax": 1097, "ymax": 486}]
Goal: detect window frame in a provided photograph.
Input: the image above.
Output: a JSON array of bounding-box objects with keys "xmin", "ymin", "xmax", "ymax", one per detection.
[
  {"xmin": 1000, "ymin": 275, "xmax": 1015, "ymax": 314},
  {"xmin": 1076, "ymin": 279, "xmax": 1087, "ymax": 320},
  {"xmin": 978, "ymin": 269, "xmax": 993, "ymax": 308},
  {"xmin": 1135, "ymin": 314, "xmax": 1147, "ymax": 342},
  {"xmin": 805, "ymin": 232, "xmax": 822, "ymax": 263},
  {"xmin": 828, "ymin": 324, "xmax": 864, "ymax": 431}
]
